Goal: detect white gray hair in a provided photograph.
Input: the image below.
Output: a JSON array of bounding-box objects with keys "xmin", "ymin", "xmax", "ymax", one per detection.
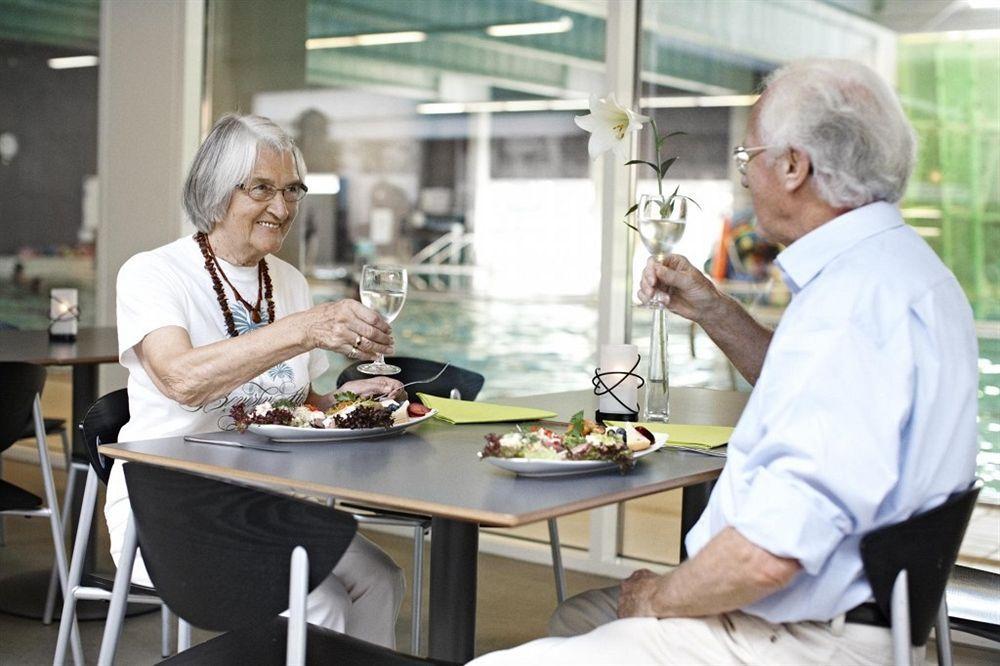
[
  {"xmin": 183, "ymin": 114, "xmax": 307, "ymax": 233},
  {"xmin": 757, "ymin": 59, "xmax": 916, "ymax": 209}
]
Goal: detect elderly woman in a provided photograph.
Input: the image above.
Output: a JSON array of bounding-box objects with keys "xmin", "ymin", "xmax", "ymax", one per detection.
[{"xmin": 107, "ymin": 114, "xmax": 405, "ymax": 647}]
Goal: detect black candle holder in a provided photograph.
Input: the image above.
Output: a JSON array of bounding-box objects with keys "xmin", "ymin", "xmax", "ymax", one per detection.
[{"xmin": 592, "ymin": 355, "xmax": 644, "ymax": 425}]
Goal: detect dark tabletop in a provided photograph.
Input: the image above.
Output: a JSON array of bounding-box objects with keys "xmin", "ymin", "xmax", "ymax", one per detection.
[
  {"xmin": 0, "ymin": 326, "xmax": 119, "ymax": 366},
  {"xmin": 100, "ymin": 388, "xmax": 748, "ymax": 527}
]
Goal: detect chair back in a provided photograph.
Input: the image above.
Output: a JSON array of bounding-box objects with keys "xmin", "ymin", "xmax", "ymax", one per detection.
[
  {"xmin": 123, "ymin": 462, "xmax": 357, "ymax": 632},
  {"xmin": 337, "ymin": 357, "xmax": 485, "ymax": 401},
  {"xmin": 860, "ymin": 482, "xmax": 981, "ymax": 647},
  {"xmin": 78, "ymin": 389, "xmax": 129, "ymax": 485},
  {"xmin": 0, "ymin": 361, "xmax": 46, "ymax": 454}
]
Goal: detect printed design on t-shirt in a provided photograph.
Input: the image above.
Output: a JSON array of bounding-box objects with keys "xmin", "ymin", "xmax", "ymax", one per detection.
[{"xmin": 231, "ymin": 302, "xmax": 295, "ymax": 388}]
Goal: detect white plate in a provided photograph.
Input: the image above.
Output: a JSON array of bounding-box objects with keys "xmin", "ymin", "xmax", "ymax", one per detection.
[
  {"xmin": 249, "ymin": 409, "xmax": 436, "ymax": 442},
  {"xmin": 484, "ymin": 438, "xmax": 665, "ymax": 478}
]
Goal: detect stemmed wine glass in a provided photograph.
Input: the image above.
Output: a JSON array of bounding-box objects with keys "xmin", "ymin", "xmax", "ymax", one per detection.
[
  {"xmin": 636, "ymin": 193, "xmax": 687, "ymax": 422},
  {"xmin": 357, "ymin": 264, "xmax": 407, "ymax": 376}
]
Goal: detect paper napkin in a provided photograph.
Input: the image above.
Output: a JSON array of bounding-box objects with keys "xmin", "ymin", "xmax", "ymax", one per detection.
[
  {"xmin": 606, "ymin": 421, "xmax": 733, "ymax": 449},
  {"xmin": 417, "ymin": 393, "xmax": 558, "ymax": 425}
]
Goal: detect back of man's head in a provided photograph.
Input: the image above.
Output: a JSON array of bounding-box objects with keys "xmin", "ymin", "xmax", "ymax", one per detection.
[{"xmin": 757, "ymin": 59, "xmax": 916, "ymax": 210}]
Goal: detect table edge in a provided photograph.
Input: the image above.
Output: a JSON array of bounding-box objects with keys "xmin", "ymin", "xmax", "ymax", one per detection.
[{"xmin": 99, "ymin": 445, "xmax": 722, "ymax": 527}]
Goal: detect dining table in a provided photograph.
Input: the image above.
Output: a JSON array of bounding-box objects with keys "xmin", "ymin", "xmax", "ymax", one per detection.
[
  {"xmin": 99, "ymin": 386, "xmax": 748, "ymax": 662},
  {"xmin": 0, "ymin": 326, "xmax": 121, "ymax": 620}
]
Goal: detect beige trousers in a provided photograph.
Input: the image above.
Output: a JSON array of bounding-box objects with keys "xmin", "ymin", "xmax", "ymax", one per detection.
[
  {"xmin": 471, "ymin": 586, "xmax": 894, "ymax": 666},
  {"xmin": 108, "ymin": 500, "xmax": 404, "ymax": 649}
]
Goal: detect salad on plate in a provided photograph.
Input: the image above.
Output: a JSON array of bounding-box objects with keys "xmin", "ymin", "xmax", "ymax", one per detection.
[
  {"xmin": 230, "ymin": 392, "xmax": 431, "ymax": 432},
  {"xmin": 479, "ymin": 411, "xmax": 655, "ymax": 473}
]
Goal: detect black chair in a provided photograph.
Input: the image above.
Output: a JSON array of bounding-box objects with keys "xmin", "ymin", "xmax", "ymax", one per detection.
[
  {"xmin": 100, "ymin": 462, "xmax": 452, "ymax": 665},
  {"xmin": 0, "ymin": 362, "xmax": 83, "ymax": 662},
  {"xmin": 53, "ymin": 389, "xmax": 180, "ymax": 665},
  {"xmin": 337, "ymin": 356, "xmax": 485, "ymax": 403},
  {"xmin": 859, "ymin": 482, "xmax": 982, "ymax": 666}
]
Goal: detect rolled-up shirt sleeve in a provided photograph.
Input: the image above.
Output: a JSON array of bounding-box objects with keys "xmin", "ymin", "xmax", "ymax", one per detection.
[
  {"xmin": 116, "ymin": 253, "xmax": 190, "ymax": 365},
  {"xmin": 727, "ymin": 315, "xmax": 913, "ymax": 574}
]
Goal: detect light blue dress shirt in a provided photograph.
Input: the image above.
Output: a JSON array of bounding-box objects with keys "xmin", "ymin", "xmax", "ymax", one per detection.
[{"xmin": 685, "ymin": 201, "xmax": 979, "ymax": 624}]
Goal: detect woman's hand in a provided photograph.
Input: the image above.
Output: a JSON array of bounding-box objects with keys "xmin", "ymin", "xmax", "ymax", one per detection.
[
  {"xmin": 638, "ymin": 255, "xmax": 725, "ymax": 326},
  {"xmin": 337, "ymin": 377, "xmax": 407, "ymax": 401},
  {"xmin": 294, "ymin": 299, "xmax": 394, "ymax": 360}
]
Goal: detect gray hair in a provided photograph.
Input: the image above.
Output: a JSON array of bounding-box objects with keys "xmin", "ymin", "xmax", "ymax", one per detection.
[
  {"xmin": 183, "ymin": 114, "xmax": 307, "ymax": 233},
  {"xmin": 757, "ymin": 59, "xmax": 916, "ymax": 209}
]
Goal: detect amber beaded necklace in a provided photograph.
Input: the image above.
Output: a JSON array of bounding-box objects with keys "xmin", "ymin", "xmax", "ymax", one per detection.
[{"xmin": 194, "ymin": 232, "xmax": 274, "ymax": 337}]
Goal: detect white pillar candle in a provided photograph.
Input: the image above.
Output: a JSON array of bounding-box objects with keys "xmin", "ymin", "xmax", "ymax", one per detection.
[
  {"xmin": 50, "ymin": 288, "xmax": 79, "ymax": 339},
  {"xmin": 598, "ymin": 344, "xmax": 640, "ymax": 414}
]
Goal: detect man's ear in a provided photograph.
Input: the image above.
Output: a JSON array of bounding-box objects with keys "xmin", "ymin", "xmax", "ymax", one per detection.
[{"xmin": 782, "ymin": 147, "xmax": 811, "ymax": 193}]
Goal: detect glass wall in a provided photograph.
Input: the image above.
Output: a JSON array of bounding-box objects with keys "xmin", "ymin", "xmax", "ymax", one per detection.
[
  {"xmin": 0, "ymin": 0, "xmax": 100, "ymax": 329},
  {"xmin": 206, "ymin": 0, "xmax": 999, "ymax": 566}
]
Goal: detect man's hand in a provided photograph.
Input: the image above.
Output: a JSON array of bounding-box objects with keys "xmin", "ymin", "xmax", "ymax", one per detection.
[
  {"xmin": 617, "ymin": 569, "xmax": 664, "ymax": 618},
  {"xmin": 638, "ymin": 255, "xmax": 725, "ymax": 326}
]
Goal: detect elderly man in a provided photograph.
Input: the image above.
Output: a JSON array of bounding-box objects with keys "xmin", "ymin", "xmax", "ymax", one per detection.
[{"xmin": 472, "ymin": 59, "xmax": 978, "ymax": 665}]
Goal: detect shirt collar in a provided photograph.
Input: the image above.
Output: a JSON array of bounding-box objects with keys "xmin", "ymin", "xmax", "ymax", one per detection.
[{"xmin": 775, "ymin": 201, "xmax": 904, "ymax": 293}]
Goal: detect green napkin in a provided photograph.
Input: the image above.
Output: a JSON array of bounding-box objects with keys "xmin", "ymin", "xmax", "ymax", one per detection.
[
  {"xmin": 417, "ymin": 393, "xmax": 557, "ymax": 425},
  {"xmin": 606, "ymin": 421, "xmax": 733, "ymax": 449}
]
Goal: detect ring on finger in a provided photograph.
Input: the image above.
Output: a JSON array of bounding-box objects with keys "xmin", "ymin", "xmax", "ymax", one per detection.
[
  {"xmin": 354, "ymin": 334, "xmax": 363, "ymax": 349},
  {"xmin": 349, "ymin": 345, "xmax": 359, "ymax": 359}
]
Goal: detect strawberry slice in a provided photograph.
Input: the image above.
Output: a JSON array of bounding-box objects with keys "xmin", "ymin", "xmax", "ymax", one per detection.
[
  {"xmin": 634, "ymin": 426, "xmax": 655, "ymax": 443},
  {"xmin": 407, "ymin": 403, "xmax": 431, "ymax": 418}
]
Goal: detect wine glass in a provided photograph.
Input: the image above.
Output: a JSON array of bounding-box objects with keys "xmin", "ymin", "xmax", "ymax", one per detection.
[
  {"xmin": 636, "ymin": 193, "xmax": 687, "ymax": 422},
  {"xmin": 357, "ymin": 264, "xmax": 407, "ymax": 376}
]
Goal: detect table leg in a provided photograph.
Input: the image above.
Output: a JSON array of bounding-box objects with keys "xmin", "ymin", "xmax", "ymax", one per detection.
[
  {"xmin": 428, "ymin": 517, "xmax": 478, "ymax": 662},
  {"xmin": 680, "ymin": 480, "xmax": 715, "ymax": 561},
  {"xmin": 71, "ymin": 364, "xmax": 99, "ymax": 572}
]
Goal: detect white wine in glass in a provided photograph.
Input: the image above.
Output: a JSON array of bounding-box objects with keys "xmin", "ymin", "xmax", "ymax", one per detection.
[{"xmin": 357, "ymin": 264, "xmax": 407, "ymax": 376}]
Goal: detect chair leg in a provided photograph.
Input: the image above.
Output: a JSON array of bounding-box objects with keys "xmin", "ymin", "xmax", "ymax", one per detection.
[
  {"xmin": 411, "ymin": 524, "xmax": 425, "ymax": 655},
  {"xmin": 178, "ymin": 618, "xmax": 192, "ymax": 652},
  {"xmin": 34, "ymin": 398, "xmax": 84, "ymax": 665},
  {"xmin": 60, "ymin": 429, "xmax": 72, "ymax": 476},
  {"xmin": 935, "ymin": 597, "xmax": 953, "ymax": 666},
  {"xmin": 890, "ymin": 569, "xmax": 913, "ymax": 666},
  {"xmin": 44, "ymin": 462, "xmax": 80, "ymax": 624},
  {"xmin": 55, "ymin": 467, "xmax": 99, "ymax": 666},
  {"xmin": 161, "ymin": 606, "xmax": 174, "ymax": 658},
  {"xmin": 548, "ymin": 518, "xmax": 567, "ymax": 604},
  {"xmin": 98, "ymin": 513, "xmax": 139, "ymax": 666},
  {"xmin": 287, "ymin": 546, "xmax": 308, "ymax": 666}
]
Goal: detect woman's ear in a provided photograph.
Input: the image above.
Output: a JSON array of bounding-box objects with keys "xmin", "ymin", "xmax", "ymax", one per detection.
[{"xmin": 782, "ymin": 147, "xmax": 812, "ymax": 193}]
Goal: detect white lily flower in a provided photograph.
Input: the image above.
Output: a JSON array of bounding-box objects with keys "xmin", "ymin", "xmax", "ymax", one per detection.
[{"xmin": 574, "ymin": 93, "xmax": 649, "ymax": 161}]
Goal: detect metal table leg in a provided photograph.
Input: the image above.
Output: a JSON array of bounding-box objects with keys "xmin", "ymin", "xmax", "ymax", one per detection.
[
  {"xmin": 680, "ymin": 480, "xmax": 715, "ymax": 561},
  {"xmin": 427, "ymin": 517, "xmax": 478, "ymax": 662}
]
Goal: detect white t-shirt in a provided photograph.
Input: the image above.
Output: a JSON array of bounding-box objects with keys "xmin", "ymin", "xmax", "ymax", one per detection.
[{"xmin": 106, "ymin": 235, "xmax": 329, "ymax": 514}]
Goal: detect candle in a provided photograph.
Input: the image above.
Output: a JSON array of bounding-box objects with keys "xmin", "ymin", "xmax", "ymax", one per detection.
[
  {"xmin": 597, "ymin": 344, "xmax": 640, "ymax": 416},
  {"xmin": 49, "ymin": 288, "xmax": 79, "ymax": 341}
]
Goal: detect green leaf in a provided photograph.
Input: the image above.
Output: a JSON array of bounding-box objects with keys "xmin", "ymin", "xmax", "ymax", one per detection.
[
  {"xmin": 625, "ymin": 203, "xmax": 639, "ymax": 216},
  {"xmin": 659, "ymin": 157, "xmax": 678, "ymax": 175},
  {"xmin": 659, "ymin": 131, "xmax": 686, "ymax": 141},
  {"xmin": 624, "ymin": 159, "xmax": 660, "ymax": 174},
  {"xmin": 671, "ymin": 184, "xmax": 681, "ymax": 198},
  {"xmin": 568, "ymin": 410, "xmax": 585, "ymax": 437},
  {"xmin": 622, "ymin": 220, "xmax": 638, "ymax": 232},
  {"xmin": 675, "ymin": 195, "xmax": 703, "ymax": 210}
]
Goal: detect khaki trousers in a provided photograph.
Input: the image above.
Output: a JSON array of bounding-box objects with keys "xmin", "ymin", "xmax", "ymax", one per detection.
[{"xmin": 471, "ymin": 586, "xmax": 895, "ymax": 666}]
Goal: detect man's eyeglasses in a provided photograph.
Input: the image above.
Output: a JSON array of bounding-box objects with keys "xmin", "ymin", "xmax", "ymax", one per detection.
[
  {"xmin": 237, "ymin": 181, "xmax": 309, "ymax": 203},
  {"xmin": 732, "ymin": 145, "xmax": 772, "ymax": 175}
]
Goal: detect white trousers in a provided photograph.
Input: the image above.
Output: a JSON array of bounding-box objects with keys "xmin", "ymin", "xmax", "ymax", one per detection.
[
  {"xmin": 471, "ymin": 586, "xmax": 894, "ymax": 666},
  {"xmin": 107, "ymin": 501, "xmax": 405, "ymax": 649}
]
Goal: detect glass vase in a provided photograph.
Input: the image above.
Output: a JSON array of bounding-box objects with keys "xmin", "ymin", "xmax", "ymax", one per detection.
[{"xmin": 645, "ymin": 306, "xmax": 670, "ymax": 422}]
